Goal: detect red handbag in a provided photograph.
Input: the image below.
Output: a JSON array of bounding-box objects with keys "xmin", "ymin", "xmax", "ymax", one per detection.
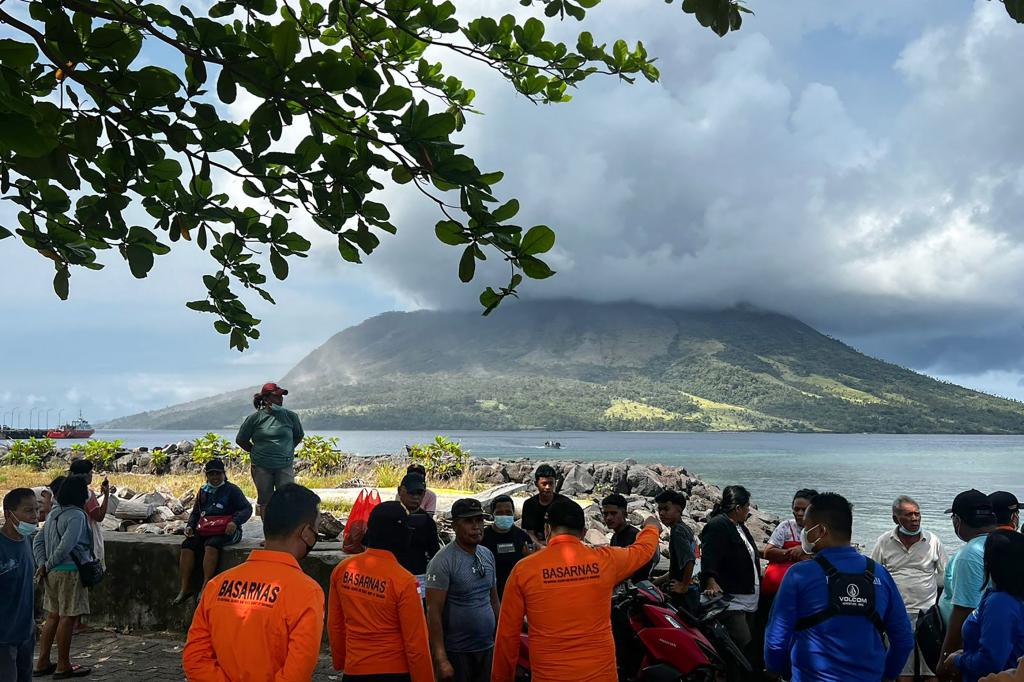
[{"xmin": 197, "ymin": 514, "xmax": 233, "ymax": 537}]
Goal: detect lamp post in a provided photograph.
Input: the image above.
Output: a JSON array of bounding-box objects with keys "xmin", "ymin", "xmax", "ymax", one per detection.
[
  {"xmin": 29, "ymin": 407, "xmax": 38, "ymax": 431},
  {"xmin": 57, "ymin": 409, "xmax": 63, "ymax": 429},
  {"xmin": 45, "ymin": 409, "xmax": 53, "ymax": 429},
  {"xmin": 12, "ymin": 407, "xmax": 21, "ymax": 428}
]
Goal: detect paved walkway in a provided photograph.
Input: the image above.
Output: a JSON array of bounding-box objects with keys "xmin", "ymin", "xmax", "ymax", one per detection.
[{"xmin": 34, "ymin": 630, "xmax": 343, "ymax": 680}]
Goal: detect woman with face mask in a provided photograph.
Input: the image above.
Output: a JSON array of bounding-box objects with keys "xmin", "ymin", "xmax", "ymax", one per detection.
[
  {"xmin": 480, "ymin": 495, "xmax": 532, "ymax": 597},
  {"xmin": 700, "ymin": 485, "xmax": 760, "ymax": 681},
  {"xmin": 172, "ymin": 458, "xmax": 253, "ymax": 604}
]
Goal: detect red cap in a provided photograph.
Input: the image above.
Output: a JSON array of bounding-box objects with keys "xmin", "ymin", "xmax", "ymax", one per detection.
[{"xmin": 260, "ymin": 382, "xmax": 288, "ymax": 396}]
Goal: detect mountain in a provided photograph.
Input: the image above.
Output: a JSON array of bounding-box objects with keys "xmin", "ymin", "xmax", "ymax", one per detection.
[{"xmin": 107, "ymin": 301, "xmax": 1024, "ymax": 433}]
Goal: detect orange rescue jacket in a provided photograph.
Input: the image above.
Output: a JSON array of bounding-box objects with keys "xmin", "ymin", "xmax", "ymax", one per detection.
[
  {"xmin": 492, "ymin": 525, "xmax": 660, "ymax": 682},
  {"xmin": 182, "ymin": 550, "xmax": 325, "ymax": 682},
  {"xmin": 328, "ymin": 547, "xmax": 434, "ymax": 682}
]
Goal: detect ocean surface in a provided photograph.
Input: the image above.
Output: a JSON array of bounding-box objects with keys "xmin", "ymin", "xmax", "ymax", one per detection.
[{"xmin": 83, "ymin": 430, "xmax": 1024, "ymax": 550}]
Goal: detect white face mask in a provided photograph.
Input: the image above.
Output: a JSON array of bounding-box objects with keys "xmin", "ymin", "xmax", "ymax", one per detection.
[
  {"xmin": 897, "ymin": 524, "xmax": 922, "ymax": 537},
  {"xmin": 800, "ymin": 524, "xmax": 821, "ymax": 555}
]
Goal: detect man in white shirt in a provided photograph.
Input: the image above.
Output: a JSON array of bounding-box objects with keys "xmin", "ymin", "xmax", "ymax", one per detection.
[{"xmin": 870, "ymin": 495, "xmax": 947, "ymax": 682}]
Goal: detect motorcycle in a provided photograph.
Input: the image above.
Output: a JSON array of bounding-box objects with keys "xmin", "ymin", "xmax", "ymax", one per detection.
[{"xmin": 515, "ymin": 580, "xmax": 751, "ymax": 681}]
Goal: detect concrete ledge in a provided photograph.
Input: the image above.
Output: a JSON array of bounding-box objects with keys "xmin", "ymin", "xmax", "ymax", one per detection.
[{"xmin": 87, "ymin": 532, "xmax": 348, "ymax": 633}]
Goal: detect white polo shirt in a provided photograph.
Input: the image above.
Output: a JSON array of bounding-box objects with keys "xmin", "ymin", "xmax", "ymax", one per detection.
[{"xmin": 869, "ymin": 528, "xmax": 947, "ymax": 614}]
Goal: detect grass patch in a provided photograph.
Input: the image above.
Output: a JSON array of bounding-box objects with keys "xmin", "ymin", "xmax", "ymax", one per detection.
[{"xmin": 604, "ymin": 398, "xmax": 680, "ymax": 422}]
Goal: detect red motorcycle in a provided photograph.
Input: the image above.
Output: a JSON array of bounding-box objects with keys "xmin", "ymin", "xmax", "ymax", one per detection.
[{"xmin": 516, "ymin": 581, "xmax": 751, "ymax": 681}]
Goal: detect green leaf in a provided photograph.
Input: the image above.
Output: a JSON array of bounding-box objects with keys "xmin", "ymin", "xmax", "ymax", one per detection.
[
  {"xmin": 375, "ymin": 85, "xmax": 412, "ymax": 111},
  {"xmin": 0, "ymin": 113, "xmax": 57, "ymax": 157},
  {"xmin": 519, "ymin": 17, "xmax": 545, "ymax": 48},
  {"xmin": 0, "ymin": 226, "xmax": 11, "ymax": 240},
  {"xmin": 135, "ymin": 66, "xmax": 180, "ymax": 99},
  {"xmin": 435, "ymin": 220, "xmax": 468, "ymax": 245},
  {"xmin": 458, "ymin": 245, "xmax": 476, "ymax": 282},
  {"xmin": 0, "ymin": 39, "xmax": 38, "ymax": 67},
  {"xmin": 520, "ymin": 255, "xmax": 555, "ymax": 279},
  {"xmin": 520, "ymin": 225, "xmax": 555, "ymax": 255},
  {"xmin": 88, "ymin": 24, "xmax": 142, "ymax": 64},
  {"xmin": 270, "ymin": 250, "xmax": 289, "ymax": 279},
  {"xmin": 1005, "ymin": 0, "xmax": 1024, "ymax": 22},
  {"xmin": 53, "ymin": 269, "xmax": 69, "ymax": 300},
  {"xmin": 272, "ymin": 20, "xmax": 301, "ymax": 65},
  {"xmin": 217, "ymin": 69, "xmax": 237, "ymax": 104},
  {"xmin": 492, "ymin": 199, "xmax": 520, "ymax": 222},
  {"xmin": 125, "ymin": 244, "xmax": 155, "ymax": 278},
  {"xmin": 147, "ymin": 159, "xmax": 182, "ymax": 181}
]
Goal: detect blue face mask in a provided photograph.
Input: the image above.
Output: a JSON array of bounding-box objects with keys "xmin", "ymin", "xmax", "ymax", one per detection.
[
  {"xmin": 16, "ymin": 520, "xmax": 38, "ymax": 538},
  {"xmin": 493, "ymin": 515, "xmax": 515, "ymax": 531},
  {"xmin": 202, "ymin": 481, "xmax": 225, "ymax": 493},
  {"xmin": 898, "ymin": 525, "xmax": 922, "ymax": 536}
]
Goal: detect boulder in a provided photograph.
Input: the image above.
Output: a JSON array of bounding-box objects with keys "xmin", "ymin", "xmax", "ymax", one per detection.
[
  {"xmin": 317, "ymin": 512, "xmax": 345, "ymax": 540},
  {"xmin": 177, "ymin": 440, "xmax": 194, "ymax": 454},
  {"xmin": 470, "ymin": 464, "xmax": 506, "ymax": 485},
  {"xmin": 141, "ymin": 491, "xmax": 170, "ymax": 506},
  {"xmin": 112, "ymin": 500, "xmax": 155, "ymax": 521},
  {"xmin": 112, "ymin": 454, "xmax": 137, "ymax": 473},
  {"xmin": 584, "ymin": 529, "xmax": 609, "ymax": 546},
  {"xmin": 626, "ymin": 465, "xmax": 665, "ymax": 497},
  {"xmin": 164, "ymin": 442, "xmax": 178, "ymax": 455},
  {"xmin": 163, "ymin": 520, "xmax": 187, "ymax": 535},
  {"xmin": 179, "ymin": 490, "xmax": 196, "ymax": 508},
  {"xmin": 559, "ymin": 464, "xmax": 595, "ymax": 497},
  {"xmin": 100, "ymin": 516, "xmax": 123, "ymax": 532},
  {"xmin": 147, "ymin": 506, "xmax": 178, "ymax": 524},
  {"xmin": 131, "ymin": 523, "xmax": 166, "ymax": 535}
]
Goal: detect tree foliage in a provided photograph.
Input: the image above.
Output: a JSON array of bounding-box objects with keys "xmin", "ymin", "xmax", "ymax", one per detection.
[{"xmin": 0, "ymin": 0, "xmax": 747, "ymax": 349}]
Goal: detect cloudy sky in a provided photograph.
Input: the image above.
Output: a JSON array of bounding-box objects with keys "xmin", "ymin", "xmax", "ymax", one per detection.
[{"xmin": 4, "ymin": 0, "xmax": 1024, "ymax": 424}]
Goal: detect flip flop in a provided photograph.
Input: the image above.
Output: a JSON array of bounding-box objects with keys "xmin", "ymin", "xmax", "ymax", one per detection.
[
  {"xmin": 32, "ymin": 663, "xmax": 57, "ymax": 677},
  {"xmin": 53, "ymin": 665, "xmax": 91, "ymax": 679}
]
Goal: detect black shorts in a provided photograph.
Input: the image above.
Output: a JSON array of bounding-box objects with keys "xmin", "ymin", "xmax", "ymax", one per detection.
[{"xmin": 182, "ymin": 530, "xmax": 241, "ymax": 553}]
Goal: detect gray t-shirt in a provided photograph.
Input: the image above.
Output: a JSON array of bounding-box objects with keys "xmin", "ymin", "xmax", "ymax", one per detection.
[{"xmin": 425, "ymin": 542, "xmax": 497, "ymax": 653}]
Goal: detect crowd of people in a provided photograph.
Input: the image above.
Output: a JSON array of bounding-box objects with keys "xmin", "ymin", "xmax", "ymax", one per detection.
[{"xmin": 1, "ymin": 388, "xmax": 1022, "ymax": 682}]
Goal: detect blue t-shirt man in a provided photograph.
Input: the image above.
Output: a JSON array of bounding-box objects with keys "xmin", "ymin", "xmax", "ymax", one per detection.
[
  {"xmin": 938, "ymin": 534, "xmax": 988, "ymax": 622},
  {"xmin": 765, "ymin": 546, "xmax": 914, "ymax": 681},
  {"xmin": 425, "ymin": 541, "xmax": 498, "ymax": 654},
  {"xmin": 1, "ymin": 489, "xmax": 38, "ymax": 682}
]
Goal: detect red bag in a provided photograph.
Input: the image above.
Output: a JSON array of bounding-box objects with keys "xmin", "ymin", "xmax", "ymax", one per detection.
[
  {"xmin": 342, "ymin": 488, "xmax": 381, "ymax": 554},
  {"xmin": 762, "ymin": 539, "xmax": 804, "ymax": 595},
  {"xmin": 197, "ymin": 514, "xmax": 233, "ymax": 537}
]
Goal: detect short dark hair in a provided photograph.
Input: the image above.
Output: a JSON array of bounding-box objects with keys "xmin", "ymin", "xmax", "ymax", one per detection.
[
  {"xmin": 806, "ymin": 492, "xmax": 853, "ymax": 541},
  {"xmin": 793, "ymin": 489, "xmax": 818, "ymax": 503},
  {"xmin": 263, "ymin": 484, "xmax": 320, "ymax": 539},
  {"xmin": 406, "ymin": 463, "xmax": 426, "ymax": 476},
  {"xmin": 654, "ymin": 490, "xmax": 687, "ymax": 509},
  {"xmin": 490, "ymin": 494, "xmax": 514, "ymax": 513},
  {"xmin": 545, "ymin": 496, "xmax": 585, "ymax": 532},
  {"xmin": 3, "ymin": 488, "xmax": 35, "ymax": 511},
  {"xmin": 601, "ymin": 493, "xmax": 629, "ymax": 510},
  {"xmin": 56, "ymin": 476, "xmax": 89, "ymax": 509},
  {"xmin": 48, "ymin": 476, "xmax": 66, "ymax": 497},
  {"xmin": 69, "ymin": 459, "xmax": 93, "ymax": 475},
  {"xmin": 534, "ymin": 464, "xmax": 557, "ymax": 481},
  {"xmin": 985, "ymin": 531, "xmax": 1024, "ymax": 599}
]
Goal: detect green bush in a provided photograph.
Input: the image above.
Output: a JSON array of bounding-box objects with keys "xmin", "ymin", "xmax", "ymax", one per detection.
[
  {"xmin": 70, "ymin": 439, "xmax": 123, "ymax": 466},
  {"xmin": 151, "ymin": 448, "xmax": 169, "ymax": 469},
  {"xmin": 297, "ymin": 435, "xmax": 342, "ymax": 475},
  {"xmin": 408, "ymin": 435, "xmax": 471, "ymax": 481},
  {"xmin": 4, "ymin": 437, "xmax": 55, "ymax": 469},
  {"xmin": 191, "ymin": 432, "xmax": 242, "ymax": 465},
  {"xmin": 372, "ymin": 461, "xmax": 405, "ymax": 488}
]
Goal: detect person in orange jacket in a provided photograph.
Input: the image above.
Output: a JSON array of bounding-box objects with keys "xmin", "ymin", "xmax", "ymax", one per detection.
[
  {"xmin": 492, "ymin": 497, "xmax": 661, "ymax": 682},
  {"xmin": 182, "ymin": 483, "xmax": 325, "ymax": 681},
  {"xmin": 329, "ymin": 501, "xmax": 434, "ymax": 682}
]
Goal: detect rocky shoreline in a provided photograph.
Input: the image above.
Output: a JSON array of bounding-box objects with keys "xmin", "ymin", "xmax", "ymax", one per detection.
[{"xmin": 4, "ymin": 440, "xmax": 780, "ymax": 548}]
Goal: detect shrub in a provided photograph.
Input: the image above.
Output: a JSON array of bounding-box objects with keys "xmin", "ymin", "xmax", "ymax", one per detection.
[
  {"xmin": 191, "ymin": 432, "xmax": 241, "ymax": 466},
  {"xmin": 408, "ymin": 436, "xmax": 471, "ymax": 481},
  {"xmin": 151, "ymin": 448, "xmax": 169, "ymax": 470},
  {"xmin": 372, "ymin": 461, "xmax": 405, "ymax": 489},
  {"xmin": 70, "ymin": 439, "xmax": 123, "ymax": 467},
  {"xmin": 297, "ymin": 435, "xmax": 342, "ymax": 475},
  {"xmin": 4, "ymin": 437, "xmax": 55, "ymax": 469}
]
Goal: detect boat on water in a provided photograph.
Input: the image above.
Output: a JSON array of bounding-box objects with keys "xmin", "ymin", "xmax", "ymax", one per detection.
[{"xmin": 47, "ymin": 418, "xmax": 95, "ymax": 439}]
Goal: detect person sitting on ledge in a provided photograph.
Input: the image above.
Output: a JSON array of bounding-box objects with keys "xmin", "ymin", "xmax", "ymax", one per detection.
[{"xmin": 172, "ymin": 458, "xmax": 252, "ymax": 605}]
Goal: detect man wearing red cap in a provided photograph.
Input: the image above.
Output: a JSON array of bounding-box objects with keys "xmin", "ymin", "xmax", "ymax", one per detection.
[{"xmin": 236, "ymin": 382, "xmax": 305, "ymax": 517}]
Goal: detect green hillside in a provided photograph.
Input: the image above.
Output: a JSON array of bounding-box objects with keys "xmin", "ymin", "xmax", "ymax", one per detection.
[{"xmin": 107, "ymin": 301, "xmax": 1024, "ymax": 433}]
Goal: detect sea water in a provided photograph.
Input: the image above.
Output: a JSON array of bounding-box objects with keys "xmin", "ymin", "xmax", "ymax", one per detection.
[{"xmin": 90, "ymin": 430, "xmax": 1024, "ymax": 549}]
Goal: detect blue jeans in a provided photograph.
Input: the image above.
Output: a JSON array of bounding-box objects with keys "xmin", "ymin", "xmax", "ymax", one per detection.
[{"xmin": 0, "ymin": 634, "xmax": 35, "ymax": 682}]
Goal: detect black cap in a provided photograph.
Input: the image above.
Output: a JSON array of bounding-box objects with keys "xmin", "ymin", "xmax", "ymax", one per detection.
[
  {"xmin": 989, "ymin": 491, "xmax": 1020, "ymax": 524},
  {"xmin": 545, "ymin": 497, "xmax": 585, "ymax": 531},
  {"xmin": 946, "ymin": 489, "xmax": 997, "ymax": 525},
  {"xmin": 204, "ymin": 458, "xmax": 226, "ymax": 473},
  {"xmin": 451, "ymin": 498, "xmax": 493, "ymax": 521},
  {"xmin": 367, "ymin": 501, "xmax": 408, "ymax": 538},
  {"xmin": 400, "ymin": 473, "xmax": 426, "ymax": 494}
]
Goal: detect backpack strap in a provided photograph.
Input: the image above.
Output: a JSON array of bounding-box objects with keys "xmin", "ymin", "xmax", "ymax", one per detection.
[
  {"xmin": 863, "ymin": 559, "xmax": 886, "ymax": 636},
  {"xmin": 794, "ymin": 556, "xmax": 839, "ymax": 631}
]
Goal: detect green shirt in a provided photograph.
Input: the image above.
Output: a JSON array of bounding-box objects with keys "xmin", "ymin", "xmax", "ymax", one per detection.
[{"xmin": 236, "ymin": 406, "xmax": 304, "ymax": 469}]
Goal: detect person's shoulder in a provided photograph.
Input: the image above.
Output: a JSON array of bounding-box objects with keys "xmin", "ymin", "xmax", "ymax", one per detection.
[
  {"xmin": 478, "ymin": 544, "xmax": 496, "ymax": 563},
  {"xmin": 523, "ymin": 495, "xmax": 539, "ymax": 508}
]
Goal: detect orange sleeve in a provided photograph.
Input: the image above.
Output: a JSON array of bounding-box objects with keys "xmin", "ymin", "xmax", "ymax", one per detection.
[
  {"xmin": 327, "ymin": 569, "xmax": 347, "ymax": 671},
  {"xmin": 397, "ymin": 576, "xmax": 434, "ymax": 682},
  {"xmin": 181, "ymin": 592, "xmax": 229, "ymax": 682},
  {"xmin": 492, "ymin": 567, "xmax": 526, "ymax": 682},
  {"xmin": 275, "ymin": 585, "xmax": 325, "ymax": 682},
  {"xmin": 608, "ymin": 525, "xmax": 660, "ymax": 584}
]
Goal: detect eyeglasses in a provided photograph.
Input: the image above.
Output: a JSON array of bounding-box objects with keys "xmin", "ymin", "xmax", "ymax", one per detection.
[{"xmin": 471, "ymin": 552, "xmax": 488, "ymax": 579}]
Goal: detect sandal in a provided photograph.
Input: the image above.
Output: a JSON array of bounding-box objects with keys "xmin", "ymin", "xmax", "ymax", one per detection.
[
  {"xmin": 53, "ymin": 665, "xmax": 91, "ymax": 679},
  {"xmin": 33, "ymin": 663, "xmax": 57, "ymax": 677}
]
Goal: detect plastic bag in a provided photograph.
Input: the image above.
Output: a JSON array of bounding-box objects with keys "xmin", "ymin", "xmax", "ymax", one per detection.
[{"xmin": 342, "ymin": 488, "xmax": 381, "ymax": 554}]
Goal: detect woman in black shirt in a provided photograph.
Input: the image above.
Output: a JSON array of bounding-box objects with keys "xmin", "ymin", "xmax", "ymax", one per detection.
[{"xmin": 480, "ymin": 495, "xmax": 531, "ymax": 596}]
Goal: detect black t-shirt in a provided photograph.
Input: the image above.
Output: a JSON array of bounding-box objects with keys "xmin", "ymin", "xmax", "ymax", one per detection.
[
  {"xmin": 481, "ymin": 525, "xmax": 531, "ymax": 596},
  {"xmin": 397, "ymin": 509, "xmax": 439, "ymax": 576},
  {"xmin": 668, "ymin": 522, "xmax": 697, "ymax": 580},
  {"xmin": 610, "ymin": 525, "xmax": 656, "ymax": 583},
  {"xmin": 521, "ymin": 493, "xmax": 568, "ymax": 541}
]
